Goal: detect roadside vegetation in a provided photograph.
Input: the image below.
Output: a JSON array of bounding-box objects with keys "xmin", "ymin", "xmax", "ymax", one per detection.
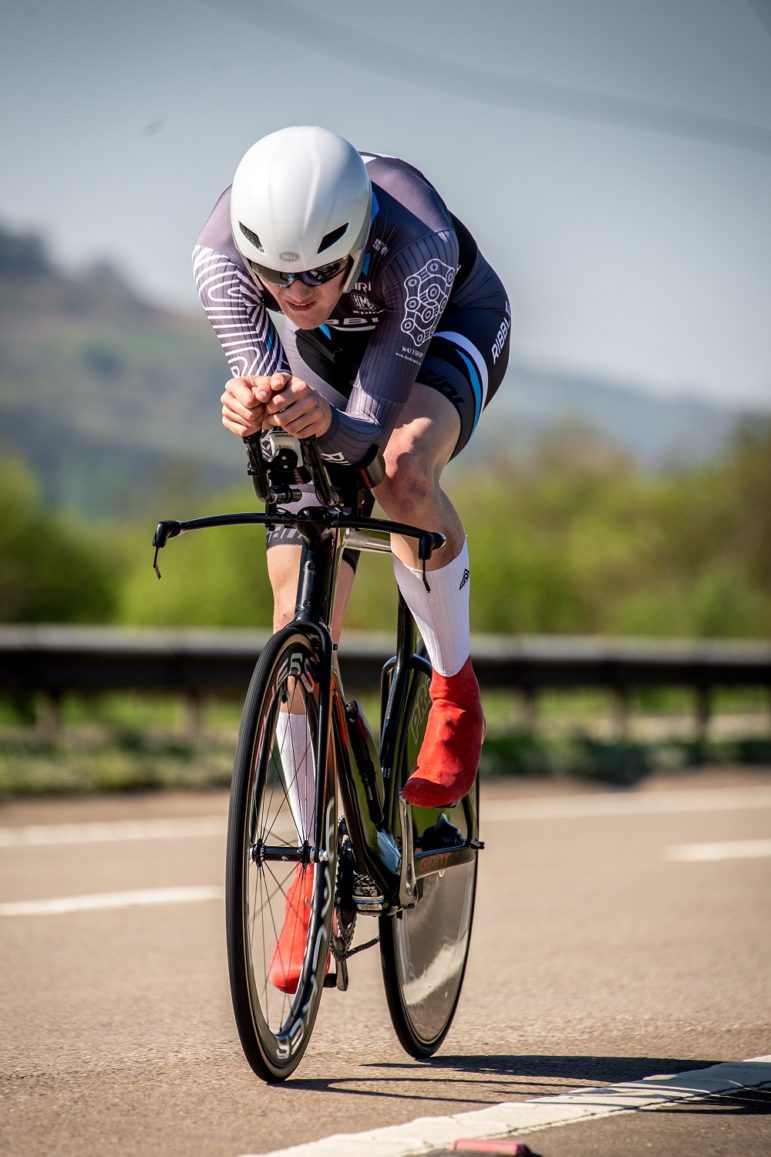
[
  {"xmin": 1, "ymin": 687, "xmax": 769, "ymax": 799},
  {"xmin": 1, "ymin": 420, "xmax": 769, "ymax": 797},
  {"xmin": 2, "ymin": 418, "xmax": 769, "ymax": 637}
]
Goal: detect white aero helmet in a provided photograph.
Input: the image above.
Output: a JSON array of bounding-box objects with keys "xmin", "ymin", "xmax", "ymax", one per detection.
[{"xmin": 230, "ymin": 125, "xmax": 372, "ymax": 294}]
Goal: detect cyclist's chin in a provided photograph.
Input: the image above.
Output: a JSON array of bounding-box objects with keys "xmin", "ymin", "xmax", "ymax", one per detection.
[{"xmin": 281, "ymin": 302, "xmax": 329, "ymax": 330}]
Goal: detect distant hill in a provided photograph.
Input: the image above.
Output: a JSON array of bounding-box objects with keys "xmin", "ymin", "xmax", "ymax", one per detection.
[
  {"xmin": 0, "ymin": 223, "xmax": 760, "ymax": 516},
  {"xmin": 469, "ymin": 362, "xmax": 753, "ymax": 469},
  {"xmin": 0, "ymin": 224, "xmax": 246, "ymax": 515}
]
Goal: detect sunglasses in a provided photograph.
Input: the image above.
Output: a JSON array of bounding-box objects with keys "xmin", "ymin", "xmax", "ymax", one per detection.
[{"xmin": 247, "ymin": 255, "xmax": 350, "ymax": 288}]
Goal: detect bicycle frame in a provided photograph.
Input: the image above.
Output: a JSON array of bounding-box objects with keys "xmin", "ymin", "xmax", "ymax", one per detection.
[{"xmin": 152, "ymin": 453, "xmax": 479, "ymax": 917}]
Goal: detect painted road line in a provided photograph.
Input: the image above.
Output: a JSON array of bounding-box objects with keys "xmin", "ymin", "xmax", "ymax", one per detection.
[
  {"xmin": 483, "ymin": 784, "xmax": 771, "ymax": 822},
  {"xmin": 667, "ymin": 838, "xmax": 771, "ymax": 862},
  {"xmin": 242, "ymin": 1056, "xmax": 771, "ymax": 1157},
  {"xmin": 0, "ymin": 885, "xmax": 223, "ymax": 917},
  {"xmin": 2, "ymin": 785, "xmax": 770, "ymax": 849},
  {"xmin": 0, "ymin": 816, "xmax": 227, "ymax": 848}
]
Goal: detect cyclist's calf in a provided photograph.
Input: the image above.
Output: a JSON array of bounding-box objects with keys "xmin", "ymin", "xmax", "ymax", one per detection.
[{"xmin": 267, "ymin": 543, "xmax": 356, "ymax": 641}]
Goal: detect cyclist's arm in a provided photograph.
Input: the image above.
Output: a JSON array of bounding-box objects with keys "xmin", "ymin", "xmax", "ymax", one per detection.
[
  {"xmin": 317, "ymin": 229, "xmax": 459, "ymax": 463},
  {"xmin": 193, "ymin": 190, "xmax": 289, "ymax": 380}
]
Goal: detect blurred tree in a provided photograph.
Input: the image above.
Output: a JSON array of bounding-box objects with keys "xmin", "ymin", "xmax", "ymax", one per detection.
[
  {"xmin": 117, "ymin": 486, "xmax": 274, "ymax": 628},
  {"xmin": 11, "ymin": 417, "xmax": 766, "ymax": 638},
  {"xmin": 0, "ymin": 459, "xmax": 119, "ymax": 622},
  {"xmin": 724, "ymin": 418, "xmax": 771, "ymax": 589}
]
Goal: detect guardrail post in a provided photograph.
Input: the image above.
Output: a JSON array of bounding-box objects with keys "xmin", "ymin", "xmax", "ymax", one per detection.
[
  {"xmin": 185, "ymin": 690, "xmax": 204, "ymax": 741},
  {"xmin": 521, "ymin": 686, "xmax": 538, "ymax": 735},
  {"xmin": 37, "ymin": 690, "xmax": 62, "ymax": 739},
  {"xmin": 695, "ymin": 686, "xmax": 712, "ymax": 743},
  {"xmin": 612, "ymin": 687, "xmax": 630, "ymax": 740}
]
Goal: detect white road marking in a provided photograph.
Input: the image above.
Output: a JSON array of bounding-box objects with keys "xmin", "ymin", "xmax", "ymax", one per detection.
[
  {"xmin": 0, "ymin": 816, "xmax": 227, "ymax": 848},
  {"xmin": 2, "ymin": 785, "xmax": 770, "ymax": 850},
  {"xmin": 483, "ymin": 784, "xmax": 771, "ymax": 822},
  {"xmin": 0, "ymin": 885, "xmax": 223, "ymax": 917},
  {"xmin": 667, "ymin": 838, "xmax": 771, "ymax": 862},
  {"xmin": 241, "ymin": 1055, "xmax": 771, "ymax": 1157}
]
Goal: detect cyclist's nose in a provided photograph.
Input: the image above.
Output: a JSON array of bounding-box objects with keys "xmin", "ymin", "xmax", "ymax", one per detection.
[{"xmin": 284, "ymin": 278, "xmax": 314, "ymax": 301}]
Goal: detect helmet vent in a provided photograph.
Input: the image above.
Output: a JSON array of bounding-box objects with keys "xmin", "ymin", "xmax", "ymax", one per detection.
[
  {"xmin": 317, "ymin": 224, "xmax": 348, "ymax": 254},
  {"xmin": 239, "ymin": 222, "xmax": 264, "ymax": 252}
]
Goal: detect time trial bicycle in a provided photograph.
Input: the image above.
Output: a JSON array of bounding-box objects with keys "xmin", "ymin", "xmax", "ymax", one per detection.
[{"xmin": 152, "ymin": 431, "xmax": 481, "ymax": 1081}]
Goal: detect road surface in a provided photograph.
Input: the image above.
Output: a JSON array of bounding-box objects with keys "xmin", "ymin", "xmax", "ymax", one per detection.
[{"xmin": 1, "ymin": 768, "xmax": 769, "ymax": 1156}]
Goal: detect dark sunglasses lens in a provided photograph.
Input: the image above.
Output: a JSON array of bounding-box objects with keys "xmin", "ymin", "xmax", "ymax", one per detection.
[
  {"xmin": 248, "ymin": 256, "xmax": 348, "ymax": 287},
  {"xmin": 248, "ymin": 261, "xmax": 287, "ymax": 286},
  {"xmin": 305, "ymin": 258, "xmax": 347, "ymax": 284}
]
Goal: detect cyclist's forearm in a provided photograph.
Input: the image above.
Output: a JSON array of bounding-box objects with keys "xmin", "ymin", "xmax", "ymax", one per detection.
[
  {"xmin": 317, "ymin": 394, "xmax": 402, "ymax": 463},
  {"xmin": 193, "ymin": 244, "xmax": 288, "ymax": 380}
]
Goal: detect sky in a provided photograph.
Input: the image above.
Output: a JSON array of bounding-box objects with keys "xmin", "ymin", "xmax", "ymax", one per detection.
[{"xmin": 2, "ymin": 0, "xmax": 770, "ymax": 409}]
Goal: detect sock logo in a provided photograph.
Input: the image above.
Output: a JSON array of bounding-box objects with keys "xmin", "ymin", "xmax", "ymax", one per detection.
[{"xmin": 459, "ymin": 568, "xmax": 470, "ymax": 591}]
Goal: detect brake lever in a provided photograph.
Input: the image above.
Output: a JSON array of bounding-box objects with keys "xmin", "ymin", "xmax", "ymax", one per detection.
[
  {"xmin": 418, "ymin": 531, "xmax": 446, "ymax": 591},
  {"xmin": 302, "ymin": 436, "xmax": 340, "ymax": 507},
  {"xmin": 151, "ymin": 520, "xmax": 182, "ymax": 579}
]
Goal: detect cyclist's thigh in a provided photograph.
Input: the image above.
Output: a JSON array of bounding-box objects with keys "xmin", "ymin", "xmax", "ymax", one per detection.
[
  {"xmin": 417, "ymin": 290, "xmax": 511, "ymax": 459},
  {"xmin": 384, "ymin": 383, "xmax": 461, "ymax": 476}
]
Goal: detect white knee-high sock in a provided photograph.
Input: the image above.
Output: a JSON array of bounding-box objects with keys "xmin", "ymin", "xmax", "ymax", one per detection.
[
  {"xmin": 392, "ymin": 540, "xmax": 471, "ymax": 677},
  {"xmin": 275, "ymin": 711, "xmax": 316, "ymax": 842}
]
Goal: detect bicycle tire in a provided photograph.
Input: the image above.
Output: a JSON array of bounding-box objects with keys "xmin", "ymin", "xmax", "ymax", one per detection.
[
  {"xmin": 379, "ymin": 659, "xmax": 478, "ymax": 1058},
  {"xmin": 225, "ymin": 628, "xmax": 336, "ymax": 1082}
]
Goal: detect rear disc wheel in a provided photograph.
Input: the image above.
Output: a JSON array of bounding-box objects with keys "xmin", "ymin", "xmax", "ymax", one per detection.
[{"xmin": 379, "ymin": 659, "xmax": 479, "ymax": 1057}]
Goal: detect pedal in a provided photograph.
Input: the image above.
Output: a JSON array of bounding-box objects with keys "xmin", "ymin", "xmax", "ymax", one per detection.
[
  {"xmin": 353, "ymin": 897, "xmax": 387, "ymax": 913},
  {"xmin": 352, "ymin": 871, "xmax": 386, "ymax": 913}
]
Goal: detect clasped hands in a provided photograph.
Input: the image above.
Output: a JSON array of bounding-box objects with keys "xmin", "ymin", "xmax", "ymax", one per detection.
[{"xmin": 221, "ymin": 372, "xmax": 333, "ymax": 440}]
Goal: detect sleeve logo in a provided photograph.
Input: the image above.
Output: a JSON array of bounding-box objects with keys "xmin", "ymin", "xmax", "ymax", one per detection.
[{"xmin": 400, "ymin": 259, "xmax": 455, "ymax": 348}]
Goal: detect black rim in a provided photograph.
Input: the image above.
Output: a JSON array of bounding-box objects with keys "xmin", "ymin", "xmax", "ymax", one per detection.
[
  {"xmin": 225, "ymin": 631, "xmax": 335, "ymax": 1081},
  {"xmin": 380, "ymin": 662, "xmax": 478, "ymax": 1056}
]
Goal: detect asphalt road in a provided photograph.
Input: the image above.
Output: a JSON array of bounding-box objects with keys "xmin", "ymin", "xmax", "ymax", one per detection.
[{"xmin": 1, "ymin": 768, "xmax": 769, "ymax": 1157}]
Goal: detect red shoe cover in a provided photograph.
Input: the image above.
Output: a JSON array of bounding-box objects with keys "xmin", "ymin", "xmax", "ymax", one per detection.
[
  {"xmin": 268, "ymin": 865, "xmax": 314, "ymax": 994},
  {"xmin": 403, "ymin": 657, "xmax": 484, "ymax": 807}
]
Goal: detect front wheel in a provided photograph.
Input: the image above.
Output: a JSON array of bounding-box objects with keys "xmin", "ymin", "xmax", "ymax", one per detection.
[
  {"xmin": 379, "ymin": 658, "xmax": 479, "ymax": 1057},
  {"xmin": 225, "ymin": 628, "xmax": 336, "ymax": 1082}
]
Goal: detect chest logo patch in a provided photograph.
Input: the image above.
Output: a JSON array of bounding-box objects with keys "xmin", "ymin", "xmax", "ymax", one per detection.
[
  {"xmin": 351, "ymin": 292, "xmax": 379, "ymax": 313},
  {"xmin": 400, "ymin": 259, "xmax": 455, "ymax": 348}
]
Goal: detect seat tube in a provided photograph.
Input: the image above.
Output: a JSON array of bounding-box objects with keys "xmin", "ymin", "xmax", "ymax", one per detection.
[
  {"xmin": 395, "ymin": 590, "xmax": 417, "ymax": 663},
  {"xmin": 380, "ymin": 592, "xmax": 418, "ymax": 830}
]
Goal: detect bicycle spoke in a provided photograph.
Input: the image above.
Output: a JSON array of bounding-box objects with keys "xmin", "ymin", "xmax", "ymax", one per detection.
[{"xmin": 225, "ymin": 629, "xmax": 335, "ymax": 1080}]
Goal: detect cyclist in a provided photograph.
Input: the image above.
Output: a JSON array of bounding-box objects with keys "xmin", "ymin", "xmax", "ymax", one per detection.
[{"xmin": 194, "ymin": 127, "xmax": 510, "ymax": 983}]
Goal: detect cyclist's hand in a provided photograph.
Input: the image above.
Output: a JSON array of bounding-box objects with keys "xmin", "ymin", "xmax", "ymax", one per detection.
[
  {"xmin": 262, "ymin": 373, "xmax": 334, "ymax": 440},
  {"xmin": 221, "ymin": 376, "xmax": 269, "ymax": 437}
]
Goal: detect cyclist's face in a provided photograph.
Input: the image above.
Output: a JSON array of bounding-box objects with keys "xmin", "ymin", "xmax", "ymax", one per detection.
[{"xmin": 260, "ymin": 264, "xmax": 349, "ymax": 330}]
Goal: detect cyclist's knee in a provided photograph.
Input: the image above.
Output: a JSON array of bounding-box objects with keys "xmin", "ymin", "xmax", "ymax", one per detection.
[
  {"xmin": 267, "ymin": 544, "xmax": 302, "ymax": 631},
  {"xmin": 379, "ymin": 441, "xmax": 439, "ymax": 521},
  {"xmin": 272, "ymin": 602, "xmax": 295, "ymax": 632}
]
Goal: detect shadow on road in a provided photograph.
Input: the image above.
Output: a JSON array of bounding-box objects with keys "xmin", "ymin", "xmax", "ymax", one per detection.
[
  {"xmin": 286, "ymin": 1054, "xmax": 727, "ymax": 1102},
  {"xmin": 415, "ymin": 1054, "xmax": 720, "ymax": 1082},
  {"xmin": 286, "ymin": 1055, "xmax": 771, "ymax": 1124}
]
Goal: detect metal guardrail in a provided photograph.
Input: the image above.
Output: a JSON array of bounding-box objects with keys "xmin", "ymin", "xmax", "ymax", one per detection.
[{"xmin": 1, "ymin": 625, "xmax": 769, "ymax": 736}]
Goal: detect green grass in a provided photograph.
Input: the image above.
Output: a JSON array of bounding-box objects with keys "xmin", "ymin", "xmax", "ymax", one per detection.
[
  {"xmin": 480, "ymin": 731, "xmax": 771, "ymax": 786},
  {"xmin": 0, "ymin": 729, "xmax": 237, "ymax": 798},
  {"xmin": 1, "ymin": 720, "xmax": 769, "ymax": 800},
  {"xmin": 0, "ymin": 687, "xmax": 768, "ymax": 799}
]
